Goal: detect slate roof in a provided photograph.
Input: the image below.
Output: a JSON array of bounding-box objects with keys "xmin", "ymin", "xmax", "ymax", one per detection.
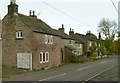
[
  {"xmin": 57, "ymin": 31, "xmax": 74, "ymax": 40},
  {"xmin": 18, "ymin": 14, "xmax": 60, "ymax": 36},
  {"xmin": 17, "ymin": 14, "xmax": 75, "ymax": 40},
  {"xmin": 73, "ymin": 33, "xmax": 99, "ymax": 43},
  {"xmin": 65, "ymin": 45, "xmax": 76, "ymax": 50}
]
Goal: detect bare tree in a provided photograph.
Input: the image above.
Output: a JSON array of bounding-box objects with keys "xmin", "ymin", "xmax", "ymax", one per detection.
[
  {"xmin": 98, "ymin": 18, "xmax": 117, "ymax": 40},
  {"xmin": 98, "ymin": 18, "xmax": 118, "ymax": 54}
]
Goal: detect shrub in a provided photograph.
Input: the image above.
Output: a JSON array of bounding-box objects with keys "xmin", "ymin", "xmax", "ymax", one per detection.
[{"xmin": 70, "ymin": 53, "xmax": 80, "ymax": 63}]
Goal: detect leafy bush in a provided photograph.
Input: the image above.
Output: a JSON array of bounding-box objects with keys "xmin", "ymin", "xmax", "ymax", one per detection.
[{"xmin": 70, "ymin": 53, "xmax": 80, "ymax": 63}]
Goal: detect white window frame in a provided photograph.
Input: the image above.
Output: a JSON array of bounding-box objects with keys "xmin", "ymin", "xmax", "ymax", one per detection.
[
  {"xmin": 45, "ymin": 52, "xmax": 49, "ymax": 62},
  {"xmin": 45, "ymin": 35, "xmax": 48, "ymax": 44},
  {"xmin": 39, "ymin": 52, "xmax": 43, "ymax": 63},
  {"xmin": 45, "ymin": 35, "xmax": 53, "ymax": 44},
  {"xmin": 50, "ymin": 36, "xmax": 53, "ymax": 44},
  {"xmin": 89, "ymin": 41, "xmax": 92, "ymax": 47},
  {"xmin": 43, "ymin": 53, "xmax": 46, "ymax": 63},
  {"xmin": 39, "ymin": 52, "xmax": 49, "ymax": 63},
  {"xmin": 78, "ymin": 44, "xmax": 82, "ymax": 48},
  {"xmin": 69, "ymin": 40, "xmax": 73, "ymax": 45},
  {"xmin": 16, "ymin": 31, "xmax": 23, "ymax": 39}
]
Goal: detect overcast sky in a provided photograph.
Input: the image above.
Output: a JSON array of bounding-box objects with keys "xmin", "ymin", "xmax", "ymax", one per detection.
[{"xmin": 0, "ymin": 0, "xmax": 119, "ymax": 37}]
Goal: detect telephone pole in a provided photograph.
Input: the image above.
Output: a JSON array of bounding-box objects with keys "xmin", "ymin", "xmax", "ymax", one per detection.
[{"xmin": 118, "ymin": 1, "xmax": 120, "ymax": 55}]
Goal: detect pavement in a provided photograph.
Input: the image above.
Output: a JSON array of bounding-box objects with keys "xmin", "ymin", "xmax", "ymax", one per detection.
[{"xmin": 2, "ymin": 55, "xmax": 119, "ymax": 83}]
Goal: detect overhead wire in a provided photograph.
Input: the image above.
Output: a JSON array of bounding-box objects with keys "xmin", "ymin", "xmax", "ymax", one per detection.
[
  {"xmin": 110, "ymin": 0, "xmax": 120, "ymax": 15},
  {"xmin": 39, "ymin": 0, "xmax": 93, "ymax": 27}
]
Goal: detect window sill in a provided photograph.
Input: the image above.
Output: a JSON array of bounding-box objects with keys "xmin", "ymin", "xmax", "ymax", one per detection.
[
  {"xmin": 15, "ymin": 38, "xmax": 23, "ymax": 40},
  {"xmin": 40, "ymin": 61, "xmax": 49, "ymax": 63}
]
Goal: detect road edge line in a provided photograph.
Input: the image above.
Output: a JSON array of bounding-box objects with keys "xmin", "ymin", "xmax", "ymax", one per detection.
[{"xmin": 85, "ymin": 66, "xmax": 115, "ymax": 82}]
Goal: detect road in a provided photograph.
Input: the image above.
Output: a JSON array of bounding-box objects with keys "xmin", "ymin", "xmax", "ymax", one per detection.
[{"xmin": 3, "ymin": 55, "xmax": 119, "ymax": 82}]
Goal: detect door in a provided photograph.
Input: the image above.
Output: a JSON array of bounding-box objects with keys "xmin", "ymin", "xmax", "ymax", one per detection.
[{"xmin": 17, "ymin": 53, "xmax": 32, "ymax": 70}]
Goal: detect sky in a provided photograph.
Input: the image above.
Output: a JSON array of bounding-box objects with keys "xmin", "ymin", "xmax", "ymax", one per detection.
[{"xmin": 0, "ymin": 0, "xmax": 119, "ymax": 37}]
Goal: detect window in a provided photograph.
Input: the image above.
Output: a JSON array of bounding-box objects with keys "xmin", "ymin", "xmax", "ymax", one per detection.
[
  {"xmin": 69, "ymin": 40, "xmax": 72, "ymax": 44},
  {"xmin": 46, "ymin": 52, "xmax": 49, "ymax": 62},
  {"xmin": 43, "ymin": 53, "xmax": 46, "ymax": 62},
  {"xmin": 45, "ymin": 35, "xmax": 48, "ymax": 44},
  {"xmin": 39, "ymin": 52, "xmax": 43, "ymax": 63},
  {"xmin": 39, "ymin": 52, "xmax": 49, "ymax": 63},
  {"xmin": 69, "ymin": 40, "xmax": 74, "ymax": 45},
  {"xmin": 78, "ymin": 44, "xmax": 82, "ymax": 48},
  {"xmin": 16, "ymin": 31, "xmax": 23, "ymax": 38},
  {"xmin": 78, "ymin": 44, "xmax": 80, "ymax": 48},
  {"xmin": 89, "ymin": 42, "xmax": 92, "ymax": 47},
  {"xmin": 50, "ymin": 36, "xmax": 53, "ymax": 44},
  {"xmin": 45, "ymin": 35, "xmax": 53, "ymax": 44}
]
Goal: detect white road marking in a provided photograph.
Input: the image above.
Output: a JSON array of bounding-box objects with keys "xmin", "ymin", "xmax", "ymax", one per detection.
[
  {"xmin": 85, "ymin": 66, "xmax": 114, "ymax": 81},
  {"xmin": 78, "ymin": 65, "xmax": 95, "ymax": 71},
  {"xmin": 39, "ymin": 60, "xmax": 110, "ymax": 81},
  {"xmin": 38, "ymin": 73, "xmax": 66, "ymax": 81},
  {"xmin": 78, "ymin": 61, "xmax": 109, "ymax": 71}
]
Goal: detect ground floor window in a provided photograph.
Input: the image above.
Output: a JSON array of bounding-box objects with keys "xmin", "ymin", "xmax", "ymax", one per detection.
[
  {"xmin": 39, "ymin": 52, "xmax": 43, "ymax": 63},
  {"xmin": 39, "ymin": 52, "xmax": 49, "ymax": 63}
]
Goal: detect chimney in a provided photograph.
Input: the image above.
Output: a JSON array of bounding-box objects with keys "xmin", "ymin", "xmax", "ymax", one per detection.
[
  {"xmin": 62, "ymin": 24, "xmax": 64, "ymax": 28},
  {"xmin": 33, "ymin": 10, "xmax": 35, "ymax": 16},
  {"xmin": 69, "ymin": 28, "xmax": 74, "ymax": 36},
  {"xmin": 58, "ymin": 24, "xmax": 65, "ymax": 33},
  {"xmin": 29, "ymin": 10, "xmax": 32, "ymax": 16},
  {"xmin": 8, "ymin": 0, "xmax": 18, "ymax": 15},
  {"xmin": 29, "ymin": 10, "xmax": 37, "ymax": 18},
  {"xmin": 98, "ymin": 32, "xmax": 101, "ymax": 40},
  {"xmin": 86, "ymin": 30, "xmax": 91, "ymax": 35}
]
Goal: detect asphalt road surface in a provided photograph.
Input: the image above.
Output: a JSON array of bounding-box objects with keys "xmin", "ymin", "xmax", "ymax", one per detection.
[{"xmin": 3, "ymin": 55, "xmax": 119, "ymax": 82}]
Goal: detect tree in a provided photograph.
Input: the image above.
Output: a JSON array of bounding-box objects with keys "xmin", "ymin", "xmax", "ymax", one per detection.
[
  {"xmin": 89, "ymin": 43, "xmax": 97, "ymax": 57},
  {"xmin": 98, "ymin": 18, "xmax": 118, "ymax": 54}
]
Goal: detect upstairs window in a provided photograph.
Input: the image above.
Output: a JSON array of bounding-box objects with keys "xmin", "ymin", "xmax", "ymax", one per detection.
[
  {"xmin": 89, "ymin": 42, "xmax": 92, "ymax": 47},
  {"xmin": 16, "ymin": 31, "xmax": 23, "ymax": 39},
  {"xmin": 69, "ymin": 40, "xmax": 74, "ymax": 45},
  {"xmin": 45, "ymin": 35, "xmax": 53, "ymax": 44},
  {"xmin": 78, "ymin": 44, "xmax": 82, "ymax": 48},
  {"xmin": 50, "ymin": 36, "xmax": 53, "ymax": 44}
]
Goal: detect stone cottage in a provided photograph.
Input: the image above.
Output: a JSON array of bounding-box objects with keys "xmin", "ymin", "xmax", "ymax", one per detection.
[
  {"xmin": 58, "ymin": 25, "xmax": 83, "ymax": 62},
  {"xmin": 2, "ymin": 1, "xmax": 64, "ymax": 70},
  {"xmin": 58, "ymin": 24, "xmax": 75, "ymax": 62},
  {"xmin": 69, "ymin": 30, "xmax": 99, "ymax": 56}
]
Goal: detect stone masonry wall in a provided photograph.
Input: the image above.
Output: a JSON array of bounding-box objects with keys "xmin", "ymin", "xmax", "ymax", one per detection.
[{"xmin": 2, "ymin": 15, "xmax": 34, "ymax": 67}]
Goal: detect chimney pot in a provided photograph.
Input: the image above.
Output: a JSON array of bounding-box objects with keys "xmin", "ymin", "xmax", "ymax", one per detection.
[
  {"xmin": 33, "ymin": 10, "xmax": 35, "ymax": 16},
  {"xmin": 29, "ymin": 10, "xmax": 32, "ymax": 16},
  {"xmin": 62, "ymin": 24, "xmax": 64, "ymax": 28},
  {"xmin": 10, "ymin": 0, "xmax": 16, "ymax": 4}
]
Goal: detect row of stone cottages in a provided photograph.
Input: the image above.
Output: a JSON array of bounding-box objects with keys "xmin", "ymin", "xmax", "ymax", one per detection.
[{"xmin": 1, "ymin": 1, "xmax": 100, "ymax": 70}]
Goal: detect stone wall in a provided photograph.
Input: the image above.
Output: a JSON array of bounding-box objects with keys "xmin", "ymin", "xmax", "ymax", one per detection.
[
  {"xmin": 32, "ymin": 32, "xmax": 64, "ymax": 69},
  {"xmin": 2, "ymin": 15, "xmax": 64, "ymax": 69},
  {"xmin": 2, "ymin": 16, "xmax": 34, "ymax": 67}
]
